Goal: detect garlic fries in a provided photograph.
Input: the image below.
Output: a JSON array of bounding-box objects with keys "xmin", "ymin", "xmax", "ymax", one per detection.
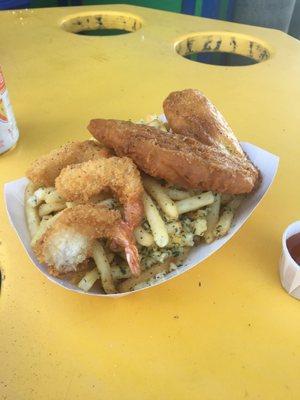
[
  {"xmin": 25, "ymin": 176, "xmax": 242, "ymax": 294},
  {"xmin": 25, "ymin": 110, "xmax": 244, "ymax": 294}
]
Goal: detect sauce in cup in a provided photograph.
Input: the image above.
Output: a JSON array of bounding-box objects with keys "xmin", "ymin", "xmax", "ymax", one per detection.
[
  {"xmin": 279, "ymin": 221, "xmax": 300, "ymax": 299},
  {"xmin": 286, "ymin": 232, "xmax": 300, "ymax": 266}
]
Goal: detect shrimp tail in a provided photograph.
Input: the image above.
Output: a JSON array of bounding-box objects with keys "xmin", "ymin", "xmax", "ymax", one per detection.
[
  {"xmin": 112, "ymin": 221, "xmax": 141, "ymax": 276},
  {"xmin": 124, "ymin": 243, "xmax": 140, "ymax": 277}
]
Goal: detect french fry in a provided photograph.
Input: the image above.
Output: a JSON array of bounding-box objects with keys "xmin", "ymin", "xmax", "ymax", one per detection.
[
  {"xmin": 118, "ymin": 260, "xmax": 172, "ymax": 292},
  {"xmin": 143, "ymin": 192, "xmax": 169, "ymax": 248},
  {"xmin": 204, "ymin": 194, "xmax": 221, "ymax": 243},
  {"xmin": 175, "ymin": 191, "xmax": 214, "ymax": 215},
  {"xmin": 30, "ymin": 217, "xmax": 52, "ymax": 247},
  {"xmin": 104, "ymin": 250, "xmax": 115, "ymax": 264},
  {"xmin": 38, "ymin": 202, "xmax": 66, "ymax": 217},
  {"xmin": 144, "ymin": 115, "xmax": 168, "ymax": 131},
  {"xmin": 25, "ymin": 183, "xmax": 40, "ymax": 238},
  {"xmin": 27, "ymin": 187, "xmax": 54, "ymax": 207},
  {"xmin": 213, "ymin": 209, "xmax": 234, "ymax": 238},
  {"xmin": 190, "ymin": 209, "xmax": 207, "ymax": 219},
  {"xmin": 193, "ymin": 217, "xmax": 207, "ymax": 236},
  {"xmin": 143, "ymin": 176, "xmax": 178, "ymax": 219},
  {"xmin": 30, "ymin": 212, "xmax": 62, "ymax": 247},
  {"xmin": 221, "ymin": 194, "xmax": 232, "ymax": 205},
  {"xmin": 227, "ymin": 195, "xmax": 244, "ymax": 211},
  {"xmin": 78, "ymin": 268, "xmax": 100, "ymax": 292},
  {"xmin": 25, "ymin": 129, "xmax": 247, "ymax": 294},
  {"xmin": 45, "ymin": 190, "xmax": 64, "ymax": 204},
  {"xmin": 93, "ymin": 241, "xmax": 116, "ymax": 294},
  {"xmin": 118, "ymin": 247, "xmax": 190, "ymax": 292},
  {"xmin": 165, "ymin": 188, "xmax": 191, "ymax": 201},
  {"xmin": 111, "ymin": 263, "xmax": 132, "ymax": 280},
  {"xmin": 145, "ymin": 114, "xmax": 157, "ymax": 123},
  {"xmin": 166, "ymin": 221, "xmax": 182, "ymax": 236},
  {"xmin": 134, "ymin": 226, "xmax": 154, "ymax": 247}
]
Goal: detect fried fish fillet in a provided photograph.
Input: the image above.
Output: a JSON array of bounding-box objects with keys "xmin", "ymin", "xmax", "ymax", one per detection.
[
  {"xmin": 163, "ymin": 89, "xmax": 246, "ymax": 159},
  {"xmin": 88, "ymin": 119, "xmax": 259, "ymax": 194},
  {"xmin": 26, "ymin": 140, "xmax": 112, "ymax": 187}
]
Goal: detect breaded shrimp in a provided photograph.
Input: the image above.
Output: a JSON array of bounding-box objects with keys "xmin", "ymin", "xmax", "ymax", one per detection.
[
  {"xmin": 55, "ymin": 157, "xmax": 144, "ymax": 229},
  {"xmin": 33, "ymin": 204, "xmax": 140, "ymax": 276},
  {"xmin": 26, "ymin": 140, "xmax": 112, "ymax": 187}
]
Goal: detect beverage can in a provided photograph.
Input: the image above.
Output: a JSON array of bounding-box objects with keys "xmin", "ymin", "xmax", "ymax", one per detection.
[{"xmin": 0, "ymin": 67, "xmax": 19, "ymax": 154}]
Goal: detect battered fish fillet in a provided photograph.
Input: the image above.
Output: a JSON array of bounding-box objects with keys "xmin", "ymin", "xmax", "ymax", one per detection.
[
  {"xmin": 88, "ymin": 120, "xmax": 259, "ymax": 194},
  {"xmin": 163, "ymin": 89, "xmax": 246, "ymax": 159},
  {"xmin": 26, "ymin": 140, "xmax": 112, "ymax": 187}
]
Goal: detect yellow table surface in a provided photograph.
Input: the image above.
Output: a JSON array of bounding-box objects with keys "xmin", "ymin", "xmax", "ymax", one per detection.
[{"xmin": 1, "ymin": 4, "xmax": 300, "ymax": 399}]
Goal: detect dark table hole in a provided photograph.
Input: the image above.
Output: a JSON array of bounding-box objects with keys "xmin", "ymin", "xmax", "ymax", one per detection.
[{"xmin": 184, "ymin": 52, "xmax": 258, "ymax": 66}]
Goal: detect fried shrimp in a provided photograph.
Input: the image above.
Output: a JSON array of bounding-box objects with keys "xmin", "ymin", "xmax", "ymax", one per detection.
[
  {"xmin": 26, "ymin": 140, "xmax": 112, "ymax": 187},
  {"xmin": 55, "ymin": 157, "xmax": 144, "ymax": 229},
  {"xmin": 33, "ymin": 204, "xmax": 140, "ymax": 277}
]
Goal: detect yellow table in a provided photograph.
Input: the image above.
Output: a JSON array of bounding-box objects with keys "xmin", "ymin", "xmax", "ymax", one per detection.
[{"xmin": 1, "ymin": 4, "xmax": 300, "ymax": 399}]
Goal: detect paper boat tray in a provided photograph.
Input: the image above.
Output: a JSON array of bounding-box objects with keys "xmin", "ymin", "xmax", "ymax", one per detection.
[{"xmin": 4, "ymin": 142, "xmax": 279, "ymax": 297}]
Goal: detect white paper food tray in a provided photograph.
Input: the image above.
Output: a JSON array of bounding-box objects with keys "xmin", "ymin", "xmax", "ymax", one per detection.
[{"xmin": 4, "ymin": 142, "xmax": 279, "ymax": 297}]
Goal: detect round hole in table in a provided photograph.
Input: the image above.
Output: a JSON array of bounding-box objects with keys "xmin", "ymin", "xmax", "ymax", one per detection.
[
  {"xmin": 61, "ymin": 11, "xmax": 142, "ymax": 36},
  {"xmin": 175, "ymin": 32, "xmax": 273, "ymax": 66}
]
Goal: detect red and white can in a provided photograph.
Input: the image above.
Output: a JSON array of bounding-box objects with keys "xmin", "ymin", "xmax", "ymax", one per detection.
[{"xmin": 0, "ymin": 67, "xmax": 19, "ymax": 154}]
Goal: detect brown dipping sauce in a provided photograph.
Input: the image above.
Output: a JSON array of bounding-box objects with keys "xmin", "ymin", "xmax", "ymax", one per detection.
[{"xmin": 286, "ymin": 232, "xmax": 300, "ymax": 265}]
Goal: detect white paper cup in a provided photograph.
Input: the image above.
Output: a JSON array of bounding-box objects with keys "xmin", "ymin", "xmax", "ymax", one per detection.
[{"xmin": 280, "ymin": 221, "xmax": 300, "ymax": 300}]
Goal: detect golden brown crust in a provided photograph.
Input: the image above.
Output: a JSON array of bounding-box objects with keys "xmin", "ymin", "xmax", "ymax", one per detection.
[
  {"xmin": 45, "ymin": 205, "xmax": 121, "ymax": 240},
  {"xmin": 55, "ymin": 157, "xmax": 143, "ymax": 205},
  {"xmin": 34, "ymin": 204, "xmax": 141, "ymax": 277},
  {"xmin": 33, "ymin": 205, "xmax": 122, "ymax": 264},
  {"xmin": 55, "ymin": 156, "xmax": 144, "ymax": 228},
  {"xmin": 48, "ymin": 259, "xmax": 90, "ymax": 280},
  {"xmin": 163, "ymin": 89, "xmax": 245, "ymax": 159},
  {"xmin": 88, "ymin": 119, "xmax": 259, "ymax": 194},
  {"xmin": 26, "ymin": 140, "xmax": 112, "ymax": 187}
]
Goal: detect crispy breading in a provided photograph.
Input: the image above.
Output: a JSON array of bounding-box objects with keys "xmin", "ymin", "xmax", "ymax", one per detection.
[
  {"xmin": 88, "ymin": 119, "xmax": 259, "ymax": 194},
  {"xmin": 26, "ymin": 140, "xmax": 112, "ymax": 187},
  {"xmin": 55, "ymin": 157, "xmax": 144, "ymax": 229},
  {"xmin": 163, "ymin": 89, "xmax": 246, "ymax": 159},
  {"xmin": 33, "ymin": 204, "xmax": 140, "ymax": 276}
]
